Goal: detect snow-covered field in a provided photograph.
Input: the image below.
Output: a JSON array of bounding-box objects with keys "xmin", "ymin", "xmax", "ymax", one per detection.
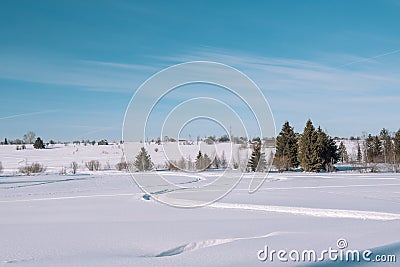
[
  {"xmin": 1, "ymin": 144, "xmax": 400, "ymax": 266},
  {"xmin": 0, "ymin": 143, "xmax": 256, "ymax": 174}
]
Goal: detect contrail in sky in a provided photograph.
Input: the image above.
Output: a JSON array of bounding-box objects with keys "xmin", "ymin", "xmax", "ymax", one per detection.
[
  {"xmin": 0, "ymin": 110, "xmax": 58, "ymax": 120},
  {"xmin": 339, "ymin": 48, "xmax": 400, "ymax": 67}
]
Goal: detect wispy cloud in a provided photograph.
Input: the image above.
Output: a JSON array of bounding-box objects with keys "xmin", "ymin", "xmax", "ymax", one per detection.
[
  {"xmin": 339, "ymin": 95, "xmax": 400, "ymax": 103},
  {"xmin": 2, "ymin": 48, "xmax": 398, "ymax": 97},
  {"xmin": 151, "ymin": 48, "xmax": 400, "ymax": 96},
  {"xmin": 145, "ymin": 47, "xmax": 400, "ymax": 136},
  {"xmin": 0, "ymin": 55, "xmax": 156, "ymax": 92},
  {"xmin": 80, "ymin": 60, "xmax": 157, "ymax": 71},
  {"xmin": 0, "ymin": 109, "xmax": 59, "ymax": 120},
  {"xmin": 337, "ymin": 48, "xmax": 400, "ymax": 68}
]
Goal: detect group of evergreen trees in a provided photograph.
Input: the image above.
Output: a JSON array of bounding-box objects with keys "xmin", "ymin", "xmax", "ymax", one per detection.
[
  {"xmin": 274, "ymin": 120, "xmax": 400, "ymax": 172},
  {"xmin": 166, "ymin": 151, "xmax": 228, "ymax": 171},
  {"xmin": 364, "ymin": 128, "xmax": 400, "ymax": 165},
  {"xmin": 195, "ymin": 151, "xmax": 212, "ymax": 170},
  {"xmin": 134, "ymin": 147, "xmax": 230, "ymax": 172},
  {"xmin": 274, "ymin": 120, "xmax": 339, "ymax": 172}
]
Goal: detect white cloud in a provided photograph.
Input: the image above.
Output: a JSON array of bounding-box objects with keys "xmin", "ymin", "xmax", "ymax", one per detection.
[{"xmin": 157, "ymin": 48, "xmax": 400, "ymax": 94}]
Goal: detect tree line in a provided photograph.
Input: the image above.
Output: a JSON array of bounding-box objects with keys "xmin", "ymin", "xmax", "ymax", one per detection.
[
  {"xmin": 274, "ymin": 120, "xmax": 400, "ymax": 172},
  {"xmin": 363, "ymin": 129, "xmax": 400, "ymax": 170}
]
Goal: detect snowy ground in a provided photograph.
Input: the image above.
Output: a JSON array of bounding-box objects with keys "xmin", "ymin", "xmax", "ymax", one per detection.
[
  {"xmin": 1, "ymin": 144, "xmax": 400, "ymax": 266},
  {"xmin": 0, "ymin": 143, "xmax": 255, "ymax": 174}
]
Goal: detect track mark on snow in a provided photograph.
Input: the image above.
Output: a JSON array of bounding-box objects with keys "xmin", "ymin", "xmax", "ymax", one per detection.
[
  {"xmin": 0, "ymin": 193, "xmax": 138, "ymax": 203},
  {"xmin": 2, "ymin": 257, "xmax": 34, "ymax": 264},
  {"xmin": 209, "ymin": 203, "xmax": 400, "ymax": 221},
  {"xmin": 153, "ymin": 231, "xmax": 288, "ymax": 257}
]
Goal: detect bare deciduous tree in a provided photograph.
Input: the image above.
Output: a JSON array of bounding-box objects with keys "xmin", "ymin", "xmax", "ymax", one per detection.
[
  {"xmin": 19, "ymin": 163, "xmax": 46, "ymax": 175},
  {"xmin": 23, "ymin": 131, "xmax": 36, "ymax": 144},
  {"xmin": 85, "ymin": 160, "xmax": 100, "ymax": 171}
]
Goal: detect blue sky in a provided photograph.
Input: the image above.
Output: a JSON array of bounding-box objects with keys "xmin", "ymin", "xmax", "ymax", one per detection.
[{"xmin": 0, "ymin": 0, "xmax": 399, "ymax": 141}]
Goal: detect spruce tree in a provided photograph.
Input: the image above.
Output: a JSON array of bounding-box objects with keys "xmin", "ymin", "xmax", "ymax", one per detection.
[
  {"xmin": 394, "ymin": 130, "xmax": 400, "ymax": 163},
  {"xmin": 187, "ymin": 155, "xmax": 193, "ymax": 170},
  {"xmin": 373, "ymin": 135, "xmax": 383, "ymax": 162},
  {"xmin": 247, "ymin": 139, "xmax": 266, "ymax": 172},
  {"xmin": 33, "ymin": 137, "xmax": 45, "ymax": 149},
  {"xmin": 195, "ymin": 151, "xmax": 203, "ymax": 170},
  {"xmin": 203, "ymin": 153, "xmax": 211, "ymax": 169},
  {"xmin": 212, "ymin": 154, "xmax": 221, "ymax": 169},
  {"xmin": 327, "ymin": 136, "xmax": 339, "ymax": 169},
  {"xmin": 380, "ymin": 128, "xmax": 392, "ymax": 164},
  {"xmin": 365, "ymin": 134, "xmax": 375, "ymax": 163},
  {"xmin": 178, "ymin": 157, "xmax": 186, "ymax": 170},
  {"xmin": 357, "ymin": 142, "xmax": 362, "ymax": 163},
  {"xmin": 220, "ymin": 151, "xmax": 228, "ymax": 169},
  {"xmin": 195, "ymin": 151, "xmax": 212, "ymax": 170},
  {"xmin": 134, "ymin": 147, "xmax": 154, "ymax": 171},
  {"xmin": 338, "ymin": 141, "xmax": 349, "ymax": 163},
  {"xmin": 298, "ymin": 120, "xmax": 320, "ymax": 172},
  {"xmin": 297, "ymin": 121, "xmax": 338, "ymax": 172},
  {"xmin": 274, "ymin": 121, "xmax": 299, "ymax": 171},
  {"xmin": 315, "ymin": 127, "xmax": 328, "ymax": 171}
]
